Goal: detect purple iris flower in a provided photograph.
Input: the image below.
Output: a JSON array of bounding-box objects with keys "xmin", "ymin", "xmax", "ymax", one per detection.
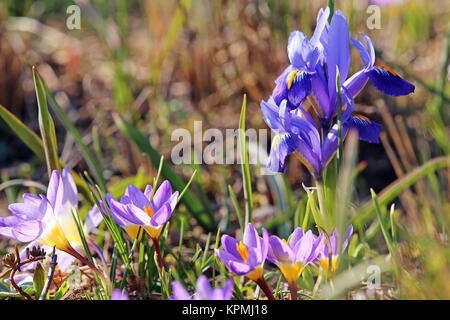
[
  {"xmin": 261, "ymin": 96, "xmax": 357, "ymax": 177},
  {"xmin": 108, "ymin": 181, "xmax": 179, "ymax": 240},
  {"xmin": 267, "ymin": 228, "xmax": 322, "ymax": 286},
  {"xmin": 170, "ymin": 275, "xmax": 234, "ymax": 300},
  {"xmin": 215, "ymin": 223, "xmax": 269, "ymax": 282},
  {"xmin": 0, "ymin": 168, "xmax": 97, "ymax": 265},
  {"xmin": 346, "ymin": 32, "xmax": 415, "ymax": 98},
  {"xmin": 311, "ymin": 11, "xmax": 413, "ymax": 129},
  {"xmin": 315, "ymin": 225, "xmax": 353, "ymax": 272},
  {"xmin": 272, "ymin": 7, "xmax": 330, "ymax": 111}
]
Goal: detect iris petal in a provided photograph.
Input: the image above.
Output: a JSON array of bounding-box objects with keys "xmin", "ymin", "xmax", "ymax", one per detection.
[{"xmin": 368, "ymin": 65, "xmax": 415, "ymax": 96}]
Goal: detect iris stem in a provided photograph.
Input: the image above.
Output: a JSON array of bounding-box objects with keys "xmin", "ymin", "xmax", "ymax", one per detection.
[
  {"xmin": 314, "ymin": 179, "xmax": 329, "ymax": 230},
  {"xmin": 255, "ymin": 278, "xmax": 275, "ymax": 300},
  {"xmin": 152, "ymin": 237, "xmax": 164, "ymax": 270}
]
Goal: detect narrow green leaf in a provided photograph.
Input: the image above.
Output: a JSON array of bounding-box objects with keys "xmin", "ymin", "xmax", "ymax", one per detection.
[
  {"xmin": 32, "ymin": 66, "xmax": 60, "ymax": 176},
  {"xmin": 238, "ymin": 94, "xmax": 253, "ymax": 226},
  {"xmin": 353, "ymin": 156, "xmax": 450, "ymax": 227},
  {"xmin": 0, "ymin": 105, "xmax": 45, "ymax": 161}
]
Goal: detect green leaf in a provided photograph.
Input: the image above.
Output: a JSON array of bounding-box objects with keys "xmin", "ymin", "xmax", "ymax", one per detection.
[
  {"xmin": 238, "ymin": 95, "xmax": 253, "ymax": 226},
  {"xmin": 353, "ymin": 156, "xmax": 450, "ymax": 228},
  {"xmin": 33, "ymin": 263, "xmax": 46, "ymax": 299},
  {"xmin": 52, "ymin": 274, "xmax": 74, "ymax": 300},
  {"xmin": 32, "ymin": 66, "xmax": 60, "ymax": 176},
  {"xmin": 112, "ymin": 113, "xmax": 214, "ymax": 231},
  {"xmin": 0, "ymin": 105, "xmax": 45, "ymax": 161},
  {"xmin": 36, "ymin": 70, "xmax": 107, "ymax": 192}
]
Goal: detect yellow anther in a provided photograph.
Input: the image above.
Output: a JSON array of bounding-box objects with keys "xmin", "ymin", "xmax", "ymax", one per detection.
[{"xmin": 144, "ymin": 205, "xmax": 154, "ymax": 218}]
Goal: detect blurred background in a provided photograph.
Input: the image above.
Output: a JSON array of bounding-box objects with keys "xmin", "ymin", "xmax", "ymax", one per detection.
[{"xmin": 0, "ymin": 0, "xmax": 449, "ymax": 298}]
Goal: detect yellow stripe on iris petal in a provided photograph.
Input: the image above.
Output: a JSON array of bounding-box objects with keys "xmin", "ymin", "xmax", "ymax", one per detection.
[{"xmin": 287, "ymin": 70, "xmax": 300, "ymax": 90}]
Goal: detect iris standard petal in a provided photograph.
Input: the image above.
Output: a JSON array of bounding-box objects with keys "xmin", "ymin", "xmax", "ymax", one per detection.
[
  {"xmin": 326, "ymin": 10, "xmax": 351, "ymax": 104},
  {"xmin": 367, "ymin": 65, "xmax": 415, "ymax": 96}
]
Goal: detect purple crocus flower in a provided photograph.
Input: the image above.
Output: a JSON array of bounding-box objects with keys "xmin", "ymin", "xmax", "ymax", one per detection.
[
  {"xmin": 316, "ymin": 225, "xmax": 354, "ymax": 272},
  {"xmin": 111, "ymin": 288, "xmax": 129, "ymax": 300},
  {"xmin": 267, "ymin": 228, "xmax": 322, "ymax": 286},
  {"xmin": 108, "ymin": 181, "xmax": 179, "ymax": 240},
  {"xmin": 0, "ymin": 168, "xmax": 96, "ymax": 265},
  {"xmin": 18, "ymin": 207, "xmax": 104, "ymax": 273},
  {"xmin": 170, "ymin": 275, "xmax": 233, "ymax": 300},
  {"xmin": 272, "ymin": 7, "xmax": 330, "ymax": 110},
  {"xmin": 215, "ymin": 223, "xmax": 269, "ymax": 282}
]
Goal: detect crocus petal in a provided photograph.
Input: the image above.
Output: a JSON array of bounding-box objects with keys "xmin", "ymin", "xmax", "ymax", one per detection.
[
  {"xmin": 125, "ymin": 185, "xmax": 150, "ymax": 209},
  {"xmin": 227, "ymin": 260, "xmax": 253, "ymax": 276},
  {"xmin": 170, "ymin": 281, "xmax": 192, "ymax": 300},
  {"xmin": 268, "ymin": 236, "xmax": 294, "ymax": 265},
  {"xmin": 8, "ymin": 201, "xmax": 44, "ymax": 221},
  {"xmin": 367, "ymin": 65, "xmax": 415, "ymax": 96},
  {"xmin": 149, "ymin": 203, "xmax": 172, "ymax": 228},
  {"xmin": 349, "ymin": 114, "xmax": 382, "ymax": 143},
  {"xmin": 221, "ymin": 235, "xmax": 243, "ymax": 261},
  {"xmin": 215, "ymin": 248, "xmax": 242, "ymax": 267},
  {"xmin": 46, "ymin": 170, "xmax": 60, "ymax": 208},
  {"xmin": 11, "ymin": 220, "xmax": 44, "ymax": 242},
  {"xmin": 111, "ymin": 289, "xmax": 129, "ymax": 300},
  {"xmin": 342, "ymin": 224, "xmax": 354, "ymax": 252},
  {"xmin": 243, "ymin": 223, "xmax": 260, "ymax": 250},
  {"xmin": 84, "ymin": 205, "xmax": 104, "ymax": 234},
  {"xmin": 288, "ymin": 227, "xmax": 304, "ymax": 249},
  {"xmin": 195, "ymin": 275, "xmax": 212, "ymax": 299},
  {"xmin": 151, "ymin": 180, "xmax": 172, "ymax": 211}
]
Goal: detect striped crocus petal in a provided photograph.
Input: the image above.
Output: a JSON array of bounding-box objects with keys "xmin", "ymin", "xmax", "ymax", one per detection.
[{"xmin": 367, "ymin": 65, "xmax": 415, "ymax": 96}]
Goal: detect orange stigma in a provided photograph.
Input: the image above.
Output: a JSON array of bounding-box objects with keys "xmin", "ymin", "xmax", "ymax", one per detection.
[
  {"xmin": 144, "ymin": 205, "xmax": 154, "ymax": 218},
  {"xmin": 236, "ymin": 241, "xmax": 249, "ymax": 263}
]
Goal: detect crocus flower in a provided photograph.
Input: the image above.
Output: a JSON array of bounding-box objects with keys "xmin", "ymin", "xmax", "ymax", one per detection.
[
  {"xmin": 215, "ymin": 223, "xmax": 274, "ymax": 300},
  {"xmin": 111, "ymin": 288, "xmax": 129, "ymax": 300},
  {"xmin": 0, "ymin": 168, "xmax": 96, "ymax": 267},
  {"xmin": 267, "ymin": 228, "xmax": 322, "ymax": 289},
  {"xmin": 316, "ymin": 225, "xmax": 354, "ymax": 273},
  {"xmin": 108, "ymin": 181, "xmax": 179, "ymax": 241},
  {"xmin": 170, "ymin": 275, "xmax": 233, "ymax": 300},
  {"xmin": 18, "ymin": 206, "xmax": 104, "ymax": 273}
]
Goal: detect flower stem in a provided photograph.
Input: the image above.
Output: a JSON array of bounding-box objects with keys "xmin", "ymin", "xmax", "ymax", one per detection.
[
  {"xmin": 152, "ymin": 237, "xmax": 164, "ymax": 270},
  {"xmin": 289, "ymin": 281, "xmax": 298, "ymax": 300},
  {"xmin": 314, "ymin": 179, "xmax": 329, "ymax": 229},
  {"xmin": 255, "ymin": 278, "xmax": 275, "ymax": 300}
]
